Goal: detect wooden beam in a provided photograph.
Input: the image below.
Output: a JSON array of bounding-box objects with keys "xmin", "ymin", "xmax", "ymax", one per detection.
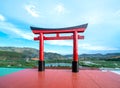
[{"xmin": 34, "ymin": 35, "xmax": 84, "ymax": 40}]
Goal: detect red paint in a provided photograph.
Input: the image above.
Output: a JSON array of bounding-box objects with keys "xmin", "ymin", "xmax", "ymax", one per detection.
[
  {"xmin": 32, "ymin": 28, "xmax": 85, "ymax": 34},
  {"xmin": 0, "ymin": 69, "xmax": 120, "ymax": 88},
  {"xmin": 34, "ymin": 35, "xmax": 84, "ymax": 40},
  {"xmin": 56, "ymin": 33, "xmax": 59, "ymax": 37},
  {"xmin": 39, "ymin": 33, "xmax": 44, "ymax": 61},
  {"xmin": 73, "ymin": 31, "xmax": 78, "ymax": 61}
]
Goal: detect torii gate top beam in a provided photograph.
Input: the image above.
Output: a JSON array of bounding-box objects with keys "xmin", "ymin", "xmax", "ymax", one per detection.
[{"xmin": 30, "ymin": 23, "xmax": 88, "ymax": 34}]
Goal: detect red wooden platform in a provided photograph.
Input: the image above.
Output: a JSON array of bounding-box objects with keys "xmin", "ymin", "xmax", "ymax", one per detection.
[{"xmin": 0, "ymin": 69, "xmax": 120, "ymax": 88}]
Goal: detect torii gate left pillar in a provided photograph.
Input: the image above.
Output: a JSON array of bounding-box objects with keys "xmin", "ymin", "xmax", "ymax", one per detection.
[
  {"xmin": 38, "ymin": 33, "xmax": 45, "ymax": 71},
  {"xmin": 31, "ymin": 23, "xmax": 88, "ymax": 72}
]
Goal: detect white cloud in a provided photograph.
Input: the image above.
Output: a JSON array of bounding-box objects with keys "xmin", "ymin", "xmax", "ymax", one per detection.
[
  {"xmin": 83, "ymin": 15, "xmax": 100, "ymax": 25},
  {"xmin": 0, "ymin": 21, "xmax": 34, "ymax": 40},
  {"xmin": 45, "ymin": 40, "xmax": 118, "ymax": 51},
  {"xmin": 45, "ymin": 40, "xmax": 72, "ymax": 46},
  {"xmin": 54, "ymin": 3, "xmax": 65, "ymax": 15},
  {"xmin": 0, "ymin": 14, "xmax": 5, "ymax": 21},
  {"xmin": 79, "ymin": 44, "xmax": 119, "ymax": 51},
  {"xmin": 115, "ymin": 10, "xmax": 120, "ymax": 17},
  {"xmin": 25, "ymin": 4, "xmax": 40, "ymax": 17},
  {"xmin": 45, "ymin": 50, "xmax": 60, "ymax": 53},
  {"xmin": 83, "ymin": 12, "xmax": 103, "ymax": 24}
]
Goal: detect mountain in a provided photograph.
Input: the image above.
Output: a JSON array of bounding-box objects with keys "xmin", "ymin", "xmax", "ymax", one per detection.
[
  {"xmin": 0, "ymin": 50, "xmax": 23, "ymax": 60},
  {"xmin": 64, "ymin": 53, "xmax": 104, "ymax": 59},
  {"xmin": 45, "ymin": 52, "xmax": 65, "ymax": 60},
  {"xmin": 64, "ymin": 53, "xmax": 120, "ymax": 60},
  {"xmin": 0, "ymin": 47, "xmax": 65, "ymax": 60},
  {"xmin": 0, "ymin": 47, "xmax": 120, "ymax": 60},
  {"xmin": 0, "ymin": 47, "xmax": 39, "ymax": 58}
]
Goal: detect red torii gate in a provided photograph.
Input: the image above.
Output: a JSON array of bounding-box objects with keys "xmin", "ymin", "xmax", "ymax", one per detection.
[{"xmin": 31, "ymin": 23, "xmax": 88, "ymax": 72}]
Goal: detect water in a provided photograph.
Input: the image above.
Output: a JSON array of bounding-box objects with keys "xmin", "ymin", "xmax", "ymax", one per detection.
[
  {"xmin": 100, "ymin": 67, "xmax": 120, "ymax": 75},
  {"xmin": 45, "ymin": 63, "xmax": 71, "ymax": 67},
  {"xmin": 0, "ymin": 68, "xmax": 24, "ymax": 76},
  {"xmin": 111, "ymin": 71, "xmax": 120, "ymax": 75}
]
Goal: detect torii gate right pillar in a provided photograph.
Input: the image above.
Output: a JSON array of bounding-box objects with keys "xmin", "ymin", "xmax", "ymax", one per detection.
[{"xmin": 72, "ymin": 31, "xmax": 79, "ymax": 72}]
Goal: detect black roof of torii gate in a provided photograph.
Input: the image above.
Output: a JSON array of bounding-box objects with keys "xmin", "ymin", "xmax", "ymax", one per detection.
[
  {"xmin": 30, "ymin": 23, "xmax": 88, "ymax": 30},
  {"xmin": 31, "ymin": 23, "xmax": 88, "ymax": 34}
]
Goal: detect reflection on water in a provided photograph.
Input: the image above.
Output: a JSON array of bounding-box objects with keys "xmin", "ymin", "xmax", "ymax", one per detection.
[
  {"xmin": 45, "ymin": 63, "xmax": 71, "ymax": 67},
  {"xmin": 100, "ymin": 68, "xmax": 120, "ymax": 75}
]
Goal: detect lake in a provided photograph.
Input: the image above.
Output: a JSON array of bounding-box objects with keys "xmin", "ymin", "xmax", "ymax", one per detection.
[{"xmin": 45, "ymin": 63, "xmax": 72, "ymax": 67}]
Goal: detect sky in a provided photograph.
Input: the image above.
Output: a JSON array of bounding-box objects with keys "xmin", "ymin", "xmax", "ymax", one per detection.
[{"xmin": 0, "ymin": 0, "xmax": 120, "ymax": 54}]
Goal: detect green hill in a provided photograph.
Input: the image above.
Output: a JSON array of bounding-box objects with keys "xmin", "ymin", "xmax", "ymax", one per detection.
[
  {"xmin": 0, "ymin": 47, "xmax": 120, "ymax": 68},
  {"xmin": 0, "ymin": 51, "xmax": 23, "ymax": 60},
  {"xmin": 0, "ymin": 47, "xmax": 65, "ymax": 60}
]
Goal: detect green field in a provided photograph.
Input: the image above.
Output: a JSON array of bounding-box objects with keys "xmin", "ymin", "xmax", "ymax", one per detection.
[{"xmin": 0, "ymin": 59, "xmax": 120, "ymax": 68}]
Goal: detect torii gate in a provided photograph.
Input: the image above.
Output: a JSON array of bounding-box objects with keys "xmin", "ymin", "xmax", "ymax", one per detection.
[{"xmin": 31, "ymin": 23, "xmax": 88, "ymax": 72}]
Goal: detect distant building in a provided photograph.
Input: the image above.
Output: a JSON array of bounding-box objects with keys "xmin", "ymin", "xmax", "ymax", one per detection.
[{"xmin": 31, "ymin": 58, "xmax": 39, "ymax": 61}]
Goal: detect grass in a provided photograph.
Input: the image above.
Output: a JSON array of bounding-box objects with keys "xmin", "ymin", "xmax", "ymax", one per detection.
[
  {"xmin": 79, "ymin": 60, "xmax": 120, "ymax": 68},
  {"xmin": 0, "ymin": 59, "xmax": 120, "ymax": 68},
  {"xmin": 0, "ymin": 59, "xmax": 37, "ymax": 68}
]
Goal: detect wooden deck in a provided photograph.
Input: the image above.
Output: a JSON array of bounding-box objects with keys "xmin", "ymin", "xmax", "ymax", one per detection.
[{"xmin": 0, "ymin": 69, "xmax": 120, "ymax": 88}]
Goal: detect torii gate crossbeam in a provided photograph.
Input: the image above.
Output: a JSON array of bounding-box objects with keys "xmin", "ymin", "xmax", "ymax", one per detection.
[{"xmin": 31, "ymin": 23, "xmax": 88, "ymax": 72}]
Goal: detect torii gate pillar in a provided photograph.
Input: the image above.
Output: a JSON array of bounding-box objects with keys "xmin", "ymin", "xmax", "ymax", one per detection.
[
  {"xmin": 31, "ymin": 23, "xmax": 88, "ymax": 72},
  {"xmin": 72, "ymin": 31, "xmax": 79, "ymax": 72},
  {"xmin": 38, "ymin": 33, "xmax": 45, "ymax": 71}
]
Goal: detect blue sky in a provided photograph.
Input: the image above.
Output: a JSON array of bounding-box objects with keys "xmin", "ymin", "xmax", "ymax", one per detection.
[{"xmin": 0, "ymin": 0, "xmax": 120, "ymax": 54}]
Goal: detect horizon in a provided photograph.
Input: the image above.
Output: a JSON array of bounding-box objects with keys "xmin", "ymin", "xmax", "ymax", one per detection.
[
  {"xmin": 0, "ymin": 0, "xmax": 120, "ymax": 54},
  {"xmin": 0, "ymin": 46, "xmax": 120, "ymax": 55}
]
